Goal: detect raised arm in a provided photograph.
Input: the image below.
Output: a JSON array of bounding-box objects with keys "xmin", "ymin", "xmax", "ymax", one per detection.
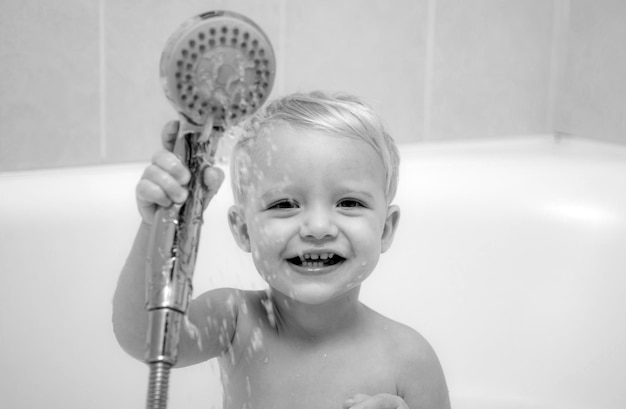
[{"xmin": 111, "ymin": 121, "xmax": 230, "ymax": 366}]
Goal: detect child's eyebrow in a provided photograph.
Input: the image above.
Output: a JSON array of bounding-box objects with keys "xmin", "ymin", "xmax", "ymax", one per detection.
[
  {"xmin": 334, "ymin": 187, "xmax": 377, "ymax": 201},
  {"xmin": 260, "ymin": 187, "xmax": 292, "ymax": 200}
]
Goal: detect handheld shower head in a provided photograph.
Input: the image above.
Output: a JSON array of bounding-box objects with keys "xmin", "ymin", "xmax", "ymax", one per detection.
[
  {"xmin": 160, "ymin": 10, "xmax": 275, "ymax": 129},
  {"xmin": 144, "ymin": 11, "xmax": 275, "ymax": 409}
]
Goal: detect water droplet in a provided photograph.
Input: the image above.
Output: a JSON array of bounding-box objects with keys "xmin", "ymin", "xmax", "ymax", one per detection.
[
  {"xmin": 246, "ymin": 376, "xmax": 252, "ymax": 396},
  {"xmin": 261, "ymin": 294, "xmax": 277, "ymax": 328},
  {"xmin": 183, "ymin": 316, "xmax": 203, "ymax": 350},
  {"xmin": 228, "ymin": 347, "xmax": 236, "ymax": 365},
  {"xmin": 250, "ymin": 327, "xmax": 264, "ymax": 351},
  {"xmin": 263, "ymin": 356, "xmax": 269, "ymax": 364}
]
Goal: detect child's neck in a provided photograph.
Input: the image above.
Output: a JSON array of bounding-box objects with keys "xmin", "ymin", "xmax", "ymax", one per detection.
[{"xmin": 268, "ymin": 286, "xmax": 363, "ymax": 341}]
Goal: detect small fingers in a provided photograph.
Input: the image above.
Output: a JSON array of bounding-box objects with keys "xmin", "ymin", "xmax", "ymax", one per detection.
[
  {"xmin": 343, "ymin": 394, "xmax": 370, "ymax": 409},
  {"xmin": 136, "ymin": 177, "xmax": 172, "ymax": 205},
  {"xmin": 141, "ymin": 161, "xmax": 189, "ymax": 204},
  {"xmin": 135, "ymin": 151, "xmax": 190, "ymax": 223},
  {"xmin": 136, "ymin": 179, "xmax": 170, "ymax": 223},
  {"xmin": 161, "ymin": 120, "xmax": 180, "ymax": 152},
  {"xmin": 151, "ymin": 149, "xmax": 190, "ymax": 186},
  {"xmin": 343, "ymin": 393, "xmax": 408, "ymax": 409}
]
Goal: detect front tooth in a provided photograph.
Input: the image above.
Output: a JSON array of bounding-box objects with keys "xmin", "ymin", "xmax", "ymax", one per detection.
[
  {"xmin": 310, "ymin": 253, "xmax": 319, "ymax": 260},
  {"xmin": 320, "ymin": 253, "xmax": 329, "ymax": 260}
]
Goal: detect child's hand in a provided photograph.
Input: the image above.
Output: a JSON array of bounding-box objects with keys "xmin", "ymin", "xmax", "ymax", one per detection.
[
  {"xmin": 343, "ymin": 393, "xmax": 409, "ymax": 409},
  {"xmin": 136, "ymin": 121, "xmax": 224, "ymax": 224}
]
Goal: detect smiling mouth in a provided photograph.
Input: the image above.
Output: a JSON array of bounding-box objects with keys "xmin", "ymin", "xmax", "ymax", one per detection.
[{"xmin": 287, "ymin": 253, "xmax": 346, "ymax": 269}]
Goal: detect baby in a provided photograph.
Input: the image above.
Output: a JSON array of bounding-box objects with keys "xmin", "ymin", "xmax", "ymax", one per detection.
[{"xmin": 113, "ymin": 92, "xmax": 450, "ymax": 409}]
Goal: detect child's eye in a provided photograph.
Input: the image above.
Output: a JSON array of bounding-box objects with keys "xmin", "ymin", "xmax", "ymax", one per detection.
[
  {"xmin": 337, "ymin": 198, "xmax": 366, "ymax": 208},
  {"xmin": 267, "ymin": 199, "xmax": 299, "ymax": 210}
]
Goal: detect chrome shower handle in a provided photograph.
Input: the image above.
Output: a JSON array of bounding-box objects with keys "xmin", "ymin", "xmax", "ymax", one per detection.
[{"xmin": 142, "ymin": 10, "xmax": 276, "ymax": 409}]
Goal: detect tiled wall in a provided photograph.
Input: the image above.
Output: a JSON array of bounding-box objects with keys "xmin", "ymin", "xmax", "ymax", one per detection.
[
  {"xmin": 429, "ymin": 0, "xmax": 556, "ymax": 140},
  {"xmin": 0, "ymin": 0, "xmax": 102, "ymax": 170},
  {"xmin": 0, "ymin": 0, "xmax": 624, "ymax": 171},
  {"xmin": 555, "ymin": 0, "xmax": 626, "ymax": 144}
]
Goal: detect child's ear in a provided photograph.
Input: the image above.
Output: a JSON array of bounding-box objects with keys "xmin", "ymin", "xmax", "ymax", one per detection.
[
  {"xmin": 381, "ymin": 204, "xmax": 400, "ymax": 253},
  {"xmin": 228, "ymin": 205, "xmax": 251, "ymax": 252}
]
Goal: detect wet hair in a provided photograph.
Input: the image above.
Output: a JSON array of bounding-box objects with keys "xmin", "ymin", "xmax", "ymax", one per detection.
[{"xmin": 230, "ymin": 91, "xmax": 400, "ymax": 206}]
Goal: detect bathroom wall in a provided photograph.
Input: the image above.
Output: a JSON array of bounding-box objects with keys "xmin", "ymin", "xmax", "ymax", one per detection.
[
  {"xmin": 554, "ymin": 0, "xmax": 626, "ymax": 145},
  {"xmin": 0, "ymin": 0, "xmax": 624, "ymax": 171}
]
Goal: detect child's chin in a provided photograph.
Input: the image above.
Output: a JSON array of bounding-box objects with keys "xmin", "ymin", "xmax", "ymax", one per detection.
[{"xmin": 288, "ymin": 285, "xmax": 358, "ymax": 306}]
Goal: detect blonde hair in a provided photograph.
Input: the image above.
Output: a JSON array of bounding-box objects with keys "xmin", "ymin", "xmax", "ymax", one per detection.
[{"xmin": 230, "ymin": 91, "xmax": 400, "ymax": 206}]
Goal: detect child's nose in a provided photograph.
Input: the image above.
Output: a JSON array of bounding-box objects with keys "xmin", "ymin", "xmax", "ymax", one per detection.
[{"xmin": 300, "ymin": 206, "xmax": 338, "ymax": 240}]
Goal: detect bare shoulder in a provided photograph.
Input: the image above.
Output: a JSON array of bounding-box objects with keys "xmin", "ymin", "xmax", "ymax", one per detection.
[
  {"xmin": 362, "ymin": 306, "xmax": 435, "ymax": 362},
  {"xmin": 364, "ymin": 307, "xmax": 451, "ymax": 409},
  {"xmin": 191, "ymin": 287, "xmax": 268, "ymax": 327},
  {"xmin": 177, "ymin": 287, "xmax": 260, "ymax": 366}
]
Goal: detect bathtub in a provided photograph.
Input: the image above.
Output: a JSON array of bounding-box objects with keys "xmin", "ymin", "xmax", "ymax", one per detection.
[{"xmin": 1, "ymin": 136, "xmax": 625, "ymax": 409}]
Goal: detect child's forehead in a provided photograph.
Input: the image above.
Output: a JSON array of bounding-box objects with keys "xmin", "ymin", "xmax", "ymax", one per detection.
[
  {"xmin": 246, "ymin": 126, "xmax": 385, "ymax": 183},
  {"xmin": 250, "ymin": 123, "xmax": 365, "ymax": 157},
  {"xmin": 244, "ymin": 127, "xmax": 384, "ymax": 184}
]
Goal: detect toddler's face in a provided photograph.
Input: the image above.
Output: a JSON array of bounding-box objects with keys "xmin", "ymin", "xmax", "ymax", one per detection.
[{"xmin": 229, "ymin": 125, "xmax": 399, "ymax": 305}]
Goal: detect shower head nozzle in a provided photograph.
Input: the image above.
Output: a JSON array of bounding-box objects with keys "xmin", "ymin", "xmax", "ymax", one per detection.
[{"xmin": 160, "ymin": 10, "xmax": 276, "ymax": 128}]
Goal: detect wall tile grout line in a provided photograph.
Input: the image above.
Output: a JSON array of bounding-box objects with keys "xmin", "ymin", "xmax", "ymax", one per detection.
[
  {"xmin": 98, "ymin": 0, "xmax": 107, "ymax": 162},
  {"xmin": 277, "ymin": 0, "xmax": 287, "ymax": 96},
  {"xmin": 548, "ymin": 0, "xmax": 571, "ymax": 135},
  {"xmin": 423, "ymin": 0, "xmax": 437, "ymax": 141}
]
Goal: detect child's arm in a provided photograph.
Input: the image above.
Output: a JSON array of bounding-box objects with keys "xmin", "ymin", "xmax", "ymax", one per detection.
[{"xmin": 112, "ymin": 121, "xmax": 232, "ymax": 367}]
